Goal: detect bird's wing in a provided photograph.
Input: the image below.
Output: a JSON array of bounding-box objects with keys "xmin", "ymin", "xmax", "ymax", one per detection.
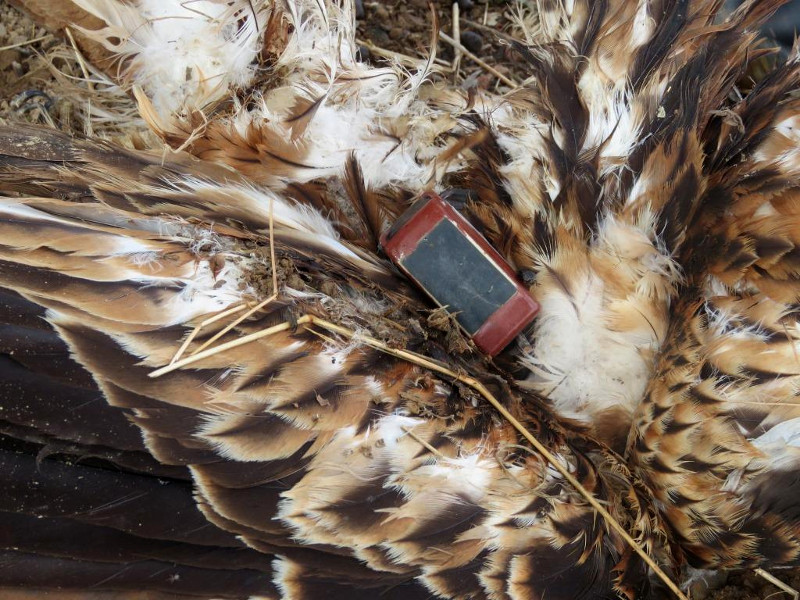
[
  {"xmin": 0, "ymin": 125, "xmax": 662, "ymax": 600},
  {"xmin": 629, "ymin": 52, "xmax": 800, "ymax": 569}
]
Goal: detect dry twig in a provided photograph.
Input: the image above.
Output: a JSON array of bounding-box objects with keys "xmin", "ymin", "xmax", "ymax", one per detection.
[
  {"xmin": 401, "ymin": 425, "xmax": 446, "ymax": 459},
  {"xmin": 189, "ymin": 293, "xmax": 278, "ymax": 357},
  {"xmin": 438, "ymin": 31, "xmax": 518, "ymax": 88},
  {"xmin": 451, "ymin": 1, "xmax": 461, "ymax": 82},
  {"xmin": 169, "ymin": 303, "xmax": 250, "ymax": 364},
  {"xmin": 755, "ymin": 568, "xmax": 799, "ymax": 600},
  {"xmin": 64, "ymin": 27, "xmax": 93, "ymax": 92},
  {"xmin": 355, "ymin": 37, "xmax": 450, "ymax": 69},
  {"xmin": 462, "ymin": 18, "xmax": 518, "ymax": 45},
  {"xmin": 0, "ymin": 34, "xmax": 51, "ymax": 52}
]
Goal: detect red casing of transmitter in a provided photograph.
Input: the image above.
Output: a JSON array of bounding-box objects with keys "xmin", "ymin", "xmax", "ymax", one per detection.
[{"xmin": 380, "ymin": 192, "xmax": 539, "ymax": 356}]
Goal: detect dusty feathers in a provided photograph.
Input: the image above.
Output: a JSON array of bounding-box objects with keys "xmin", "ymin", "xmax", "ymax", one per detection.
[{"xmin": 0, "ymin": 0, "xmax": 799, "ymax": 599}]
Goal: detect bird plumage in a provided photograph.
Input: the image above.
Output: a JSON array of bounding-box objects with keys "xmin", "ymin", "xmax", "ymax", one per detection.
[
  {"xmin": 1, "ymin": 0, "xmax": 800, "ymax": 598},
  {"xmin": 629, "ymin": 45, "xmax": 800, "ymax": 570},
  {"xmin": 0, "ymin": 124, "xmax": 661, "ymax": 599}
]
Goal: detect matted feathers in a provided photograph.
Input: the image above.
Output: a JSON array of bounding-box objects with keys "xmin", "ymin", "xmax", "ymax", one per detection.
[
  {"xmin": 74, "ymin": 0, "xmax": 459, "ymax": 193},
  {"xmin": 0, "ymin": 126, "xmax": 659, "ymax": 600},
  {"xmin": 2, "ymin": 0, "xmax": 800, "ymax": 598}
]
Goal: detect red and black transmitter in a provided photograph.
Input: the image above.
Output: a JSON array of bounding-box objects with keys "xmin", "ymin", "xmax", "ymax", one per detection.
[{"xmin": 380, "ymin": 192, "xmax": 539, "ymax": 356}]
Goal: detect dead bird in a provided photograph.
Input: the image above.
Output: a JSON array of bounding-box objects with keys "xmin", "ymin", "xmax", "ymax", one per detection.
[
  {"xmin": 0, "ymin": 124, "xmax": 661, "ymax": 600},
  {"xmin": 0, "ymin": 0, "xmax": 800, "ymax": 598}
]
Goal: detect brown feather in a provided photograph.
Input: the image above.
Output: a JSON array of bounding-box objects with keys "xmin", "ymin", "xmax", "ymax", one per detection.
[{"xmin": 343, "ymin": 153, "xmax": 384, "ymax": 250}]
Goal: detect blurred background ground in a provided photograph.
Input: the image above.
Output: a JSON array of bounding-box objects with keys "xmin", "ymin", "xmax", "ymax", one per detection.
[
  {"xmin": 0, "ymin": 1, "xmax": 54, "ymax": 124},
  {"xmin": 1, "ymin": 0, "xmax": 799, "ymax": 598}
]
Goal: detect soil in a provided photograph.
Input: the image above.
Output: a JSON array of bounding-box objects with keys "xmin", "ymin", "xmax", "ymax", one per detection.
[
  {"xmin": 0, "ymin": 0, "xmax": 799, "ymax": 599},
  {"xmin": 0, "ymin": 1, "xmax": 58, "ymax": 126},
  {"xmin": 356, "ymin": 0, "xmax": 526, "ymax": 90}
]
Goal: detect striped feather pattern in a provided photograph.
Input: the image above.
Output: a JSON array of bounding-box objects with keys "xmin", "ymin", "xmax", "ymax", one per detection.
[
  {"xmin": 1, "ymin": 0, "xmax": 800, "ymax": 598},
  {"xmin": 0, "ymin": 128, "xmax": 659, "ymax": 599}
]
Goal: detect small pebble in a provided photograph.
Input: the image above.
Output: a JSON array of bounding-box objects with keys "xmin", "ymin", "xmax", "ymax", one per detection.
[
  {"xmin": 373, "ymin": 4, "xmax": 389, "ymax": 21},
  {"xmin": 0, "ymin": 50, "xmax": 21, "ymax": 72},
  {"xmin": 365, "ymin": 24, "xmax": 390, "ymax": 47},
  {"xmin": 460, "ymin": 30, "xmax": 483, "ymax": 54},
  {"xmin": 519, "ymin": 270, "xmax": 537, "ymax": 286},
  {"xmin": 355, "ymin": 0, "xmax": 365, "ymax": 19},
  {"xmin": 455, "ymin": 0, "xmax": 474, "ymax": 9},
  {"xmin": 388, "ymin": 27, "xmax": 403, "ymax": 40},
  {"xmin": 355, "ymin": 45, "xmax": 371, "ymax": 62}
]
